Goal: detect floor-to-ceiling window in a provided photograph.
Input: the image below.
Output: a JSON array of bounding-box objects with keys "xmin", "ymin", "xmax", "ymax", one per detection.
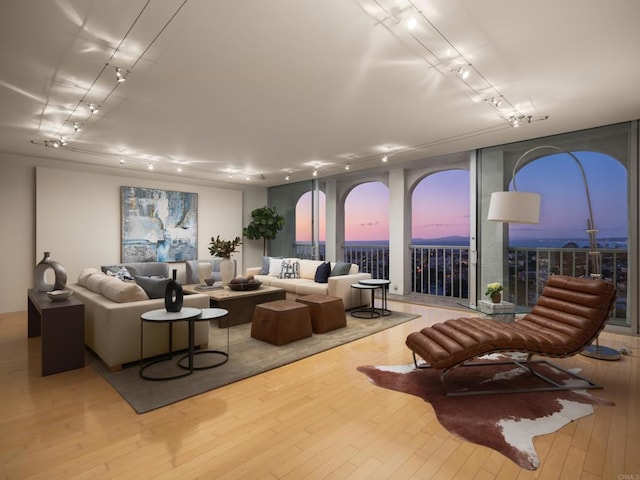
[
  {"xmin": 479, "ymin": 122, "xmax": 636, "ymax": 334},
  {"xmin": 343, "ymin": 181, "xmax": 389, "ymax": 279},
  {"xmin": 411, "ymin": 169, "xmax": 470, "ymax": 297},
  {"xmin": 295, "ymin": 190, "xmax": 326, "ymax": 259}
]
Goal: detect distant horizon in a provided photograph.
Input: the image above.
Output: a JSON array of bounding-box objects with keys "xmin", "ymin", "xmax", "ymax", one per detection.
[{"xmin": 297, "ymin": 234, "xmax": 628, "ymax": 248}]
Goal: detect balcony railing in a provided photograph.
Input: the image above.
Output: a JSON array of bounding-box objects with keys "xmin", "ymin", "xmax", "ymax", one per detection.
[
  {"xmin": 293, "ymin": 243, "xmax": 627, "ymax": 323},
  {"xmin": 508, "ymin": 247, "xmax": 627, "ymax": 322}
]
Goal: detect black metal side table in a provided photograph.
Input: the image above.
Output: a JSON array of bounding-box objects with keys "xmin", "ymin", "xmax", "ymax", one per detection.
[
  {"xmin": 350, "ymin": 283, "xmax": 381, "ymax": 318},
  {"xmin": 359, "ymin": 279, "xmax": 391, "ymax": 316},
  {"xmin": 177, "ymin": 307, "xmax": 230, "ymax": 371},
  {"xmin": 140, "ymin": 307, "xmax": 202, "ymax": 381}
]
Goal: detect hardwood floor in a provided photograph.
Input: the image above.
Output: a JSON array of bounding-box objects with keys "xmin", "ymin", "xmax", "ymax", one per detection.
[{"xmin": 1, "ymin": 302, "xmax": 638, "ymax": 479}]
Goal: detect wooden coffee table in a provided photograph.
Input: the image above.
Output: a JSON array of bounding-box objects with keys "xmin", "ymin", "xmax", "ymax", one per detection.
[{"xmin": 182, "ymin": 284, "xmax": 286, "ymax": 327}]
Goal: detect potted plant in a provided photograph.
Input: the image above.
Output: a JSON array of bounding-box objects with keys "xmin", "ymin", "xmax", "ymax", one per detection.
[
  {"xmin": 485, "ymin": 282, "xmax": 504, "ymax": 303},
  {"xmin": 243, "ymin": 206, "xmax": 285, "ymax": 255},
  {"xmin": 208, "ymin": 235, "xmax": 242, "ymax": 286},
  {"xmin": 208, "ymin": 235, "xmax": 242, "ymax": 258}
]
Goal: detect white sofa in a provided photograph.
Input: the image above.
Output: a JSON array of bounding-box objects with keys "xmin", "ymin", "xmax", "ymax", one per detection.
[
  {"xmin": 246, "ymin": 259, "xmax": 372, "ymax": 310},
  {"xmin": 70, "ymin": 267, "xmax": 210, "ymax": 370}
]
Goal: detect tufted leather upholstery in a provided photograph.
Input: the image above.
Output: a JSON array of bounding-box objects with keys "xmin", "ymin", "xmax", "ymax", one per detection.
[{"xmin": 406, "ymin": 275, "xmax": 616, "ymax": 370}]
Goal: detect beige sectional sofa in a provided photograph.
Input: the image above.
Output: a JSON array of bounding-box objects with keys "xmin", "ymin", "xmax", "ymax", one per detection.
[
  {"xmin": 246, "ymin": 258, "xmax": 372, "ymax": 310},
  {"xmin": 70, "ymin": 266, "xmax": 210, "ymax": 370}
]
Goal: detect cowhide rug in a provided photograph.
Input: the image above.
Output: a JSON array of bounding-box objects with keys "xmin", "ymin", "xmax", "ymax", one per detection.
[{"xmin": 357, "ymin": 356, "xmax": 615, "ymax": 470}]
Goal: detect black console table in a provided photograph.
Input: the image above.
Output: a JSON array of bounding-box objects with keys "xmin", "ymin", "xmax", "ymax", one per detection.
[{"xmin": 27, "ymin": 289, "xmax": 85, "ymax": 376}]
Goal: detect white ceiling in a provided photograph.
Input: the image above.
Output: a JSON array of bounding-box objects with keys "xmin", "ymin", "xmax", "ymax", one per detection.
[{"xmin": 1, "ymin": 0, "xmax": 639, "ymax": 187}]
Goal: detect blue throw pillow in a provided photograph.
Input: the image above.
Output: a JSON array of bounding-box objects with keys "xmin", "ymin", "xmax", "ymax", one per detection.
[
  {"xmin": 133, "ymin": 275, "xmax": 170, "ymax": 299},
  {"xmin": 314, "ymin": 262, "xmax": 331, "ymax": 283},
  {"xmin": 330, "ymin": 261, "xmax": 351, "ymax": 277}
]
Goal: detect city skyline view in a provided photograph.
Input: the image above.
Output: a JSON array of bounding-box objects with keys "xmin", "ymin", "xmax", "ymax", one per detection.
[{"xmin": 296, "ymin": 151, "xmax": 628, "ymax": 246}]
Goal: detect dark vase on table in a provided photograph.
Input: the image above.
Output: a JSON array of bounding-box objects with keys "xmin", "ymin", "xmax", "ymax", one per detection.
[
  {"xmin": 490, "ymin": 292, "xmax": 501, "ymax": 304},
  {"xmin": 164, "ymin": 269, "xmax": 184, "ymax": 312}
]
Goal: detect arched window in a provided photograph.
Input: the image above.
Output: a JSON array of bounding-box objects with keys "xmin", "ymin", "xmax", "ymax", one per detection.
[
  {"xmin": 344, "ymin": 182, "xmax": 389, "ymax": 242},
  {"xmin": 411, "ymin": 170, "xmax": 470, "ymax": 297}
]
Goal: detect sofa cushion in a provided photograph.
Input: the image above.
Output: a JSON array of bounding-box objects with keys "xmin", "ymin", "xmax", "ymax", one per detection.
[
  {"xmin": 78, "ymin": 267, "xmax": 101, "ymax": 287},
  {"xmin": 314, "ymin": 262, "xmax": 331, "ymax": 283},
  {"xmin": 102, "ymin": 276, "xmax": 149, "ymax": 303},
  {"xmin": 86, "ymin": 272, "xmax": 108, "ymax": 293},
  {"xmin": 330, "ymin": 261, "xmax": 352, "ymax": 277},
  {"xmin": 299, "ymin": 259, "xmax": 323, "ymax": 280},
  {"xmin": 295, "ymin": 280, "xmax": 329, "ymax": 296},
  {"xmin": 269, "ymin": 277, "xmax": 299, "ymax": 293},
  {"xmin": 134, "ymin": 275, "xmax": 170, "ymax": 299}
]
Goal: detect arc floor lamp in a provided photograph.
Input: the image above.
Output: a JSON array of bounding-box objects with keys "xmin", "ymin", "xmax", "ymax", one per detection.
[{"xmin": 487, "ymin": 145, "xmax": 620, "ymax": 361}]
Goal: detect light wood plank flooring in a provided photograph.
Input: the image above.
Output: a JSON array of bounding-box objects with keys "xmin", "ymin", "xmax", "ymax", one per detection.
[{"xmin": 1, "ymin": 301, "xmax": 638, "ymax": 479}]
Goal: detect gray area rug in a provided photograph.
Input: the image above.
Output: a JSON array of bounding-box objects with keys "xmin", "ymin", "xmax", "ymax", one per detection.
[{"xmin": 89, "ymin": 311, "xmax": 419, "ymax": 414}]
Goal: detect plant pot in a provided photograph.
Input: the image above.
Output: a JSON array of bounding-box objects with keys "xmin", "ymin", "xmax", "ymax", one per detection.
[
  {"xmin": 490, "ymin": 292, "xmax": 502, "ymax": 304},
  {"xmin": 220, "ymin": 257, "xmax": 235, "ymax": 286}
]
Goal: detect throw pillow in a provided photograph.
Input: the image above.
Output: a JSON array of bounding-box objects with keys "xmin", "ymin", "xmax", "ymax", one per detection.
[
  {"xmin": 330, "ymin": 261, "xmax": 352, "ymax": 277},
  {"xmin": 314, "ymin": 262, "xmax": 331, "ymax": 283},
  {"xmin": 107, "ymin": 266, "xmax": 134, "ymax": 281},
  {"xmin": 268, "ymin": 258, "xmax": 283, "ymax": 277},
  {"xmin": 102, "ymin": 276, "xmax": 148, "ymax": 302},
  {"xmin": 261, "ymin": 256, "xmax": 282, "ymax": 275},
  {"xmin": 134, "ymin": 275, "xmax": 170, "ymax": 299},
  {"xmin": 280, "ymin": 260, "xmax": 300, "ymax": 279}
]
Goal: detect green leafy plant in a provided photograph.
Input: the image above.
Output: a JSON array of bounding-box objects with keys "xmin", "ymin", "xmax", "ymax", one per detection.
[
  {"xmin": 242, "ymin": 206, "xmax": 285, "ymax": 255},
  {"xmin": 485, "ymin": 282, "xmax": 504, "ymax": 297},
  {"xmin": 208, "ymin": 235, "xmax": 242, "ymax": 258}
]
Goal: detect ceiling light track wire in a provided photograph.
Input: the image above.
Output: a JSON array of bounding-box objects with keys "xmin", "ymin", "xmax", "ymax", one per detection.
[
  {"xmin": 51, "ymin": 0, "xmax": 189, "ymax": 142},
  {"xmin": 369, "ymin": 0, "xmax": 538, "ymax": 126}
]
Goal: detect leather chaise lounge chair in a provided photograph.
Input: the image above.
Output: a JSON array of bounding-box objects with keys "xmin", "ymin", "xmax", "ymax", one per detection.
[{"xmin": 405, "ymin": 275, "xmax": 617, "ymax": 396}]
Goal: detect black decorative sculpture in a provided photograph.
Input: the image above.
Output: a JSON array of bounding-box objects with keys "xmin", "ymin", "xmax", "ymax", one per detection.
[{"xmin": 164, "ymin": 269, "xmax": 184, "ymax": 312}]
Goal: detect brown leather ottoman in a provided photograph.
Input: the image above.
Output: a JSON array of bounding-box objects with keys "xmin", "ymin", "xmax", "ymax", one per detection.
[
  {"xmin": 296, "ymin": 294, "xmax": 346, "ymax": 334},
  {"xmin": 251, "ymin": 300, "xmax": 312, "ymax": 345}
]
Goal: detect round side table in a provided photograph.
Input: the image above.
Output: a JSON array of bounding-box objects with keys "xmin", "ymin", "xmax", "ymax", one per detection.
[
  {"xmin": 359, "ymin": 279, "xmax": 391, "ymax": 316},
  {"xmin": 139, "ymin": 307, "xmax": 202, "ymax": 381},
  {"xmin": 178, "ymin": 307, "xmax": 230, "ymax": 370},
  {"xmin": 350, "ymin": 283, "xmax": 381, "ymax": 318}
]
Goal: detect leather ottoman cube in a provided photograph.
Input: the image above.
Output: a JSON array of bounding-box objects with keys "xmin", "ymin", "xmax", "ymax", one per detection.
[
  {"xmin": 251, "ymin": 300, "xmax": 312, "ymax": 346},
  {"xmin": 296, "ymin": 294, "xmax": 346, "ymax": 334}
]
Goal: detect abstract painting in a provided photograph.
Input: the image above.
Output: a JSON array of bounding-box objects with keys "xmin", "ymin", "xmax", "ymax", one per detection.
[{"xmin": 121, "ymin": 186, "xmax": 198, "ymax": 262}]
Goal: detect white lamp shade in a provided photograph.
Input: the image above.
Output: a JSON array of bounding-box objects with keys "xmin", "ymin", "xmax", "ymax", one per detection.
[{"xmin": 487, "ymin": 191, "xmax": 541, "ymax": 224}]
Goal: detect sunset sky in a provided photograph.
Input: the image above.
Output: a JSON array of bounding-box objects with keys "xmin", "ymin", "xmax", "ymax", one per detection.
[{"xmin": 295, "ymin": 151, "xmax": 627, "ymax": 243}]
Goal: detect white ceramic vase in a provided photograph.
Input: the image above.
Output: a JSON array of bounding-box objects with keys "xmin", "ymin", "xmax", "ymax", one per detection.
[{"xmin": 219, "ymin": 257, "xmax": 234, "ymax": 286}]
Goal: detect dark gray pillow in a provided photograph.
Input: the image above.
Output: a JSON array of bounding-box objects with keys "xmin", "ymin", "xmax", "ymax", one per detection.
[
  {"xmin": 314, "ymin": 262, "xmax": 331, "ymax": 283},
  {"xmin": 134, "ymin": 275, "xmax": 170, "ymax": 299},
  {"xmin": 330, "ymin": 261, "xmax": 351, "ymax": 277}
]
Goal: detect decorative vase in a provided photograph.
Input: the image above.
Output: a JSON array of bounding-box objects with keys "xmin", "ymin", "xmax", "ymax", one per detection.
[
  {"xmin": 34, "ymin": 251, "xmax": 67, "ymax": 292},
  {"xmin": 219, "ymin": 257, "xmax": 234, "ymax": 286},
  {"xmin": 164, "ymin": 269, "xmax": 183, "ymax": 312},
  {"xmin": 197, "ymin": 262, "xmax": 212, "ymax": 284},
  {"xmin": 490, "ymin": 292, "xmax": 502, "ymax": 304}
]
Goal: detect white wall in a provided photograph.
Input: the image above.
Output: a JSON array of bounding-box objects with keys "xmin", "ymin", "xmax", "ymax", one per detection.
[{"xmin": 0, "ymin": 153, "xmax": 267, "ymax": 313}]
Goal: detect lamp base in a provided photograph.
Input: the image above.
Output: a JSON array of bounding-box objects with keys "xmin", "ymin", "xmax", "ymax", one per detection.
[{"xmin": 580, "ymin": 344, "xmax": 621, "ymax": 361}]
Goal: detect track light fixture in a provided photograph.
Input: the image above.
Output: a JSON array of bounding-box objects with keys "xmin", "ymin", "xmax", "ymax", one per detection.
[
  {"xmin": 73, "ymin": 122, "xmax": 82, "ymax": 132},
  {"xmin": 148, "ymin": 163, "xmax": 154, "ymax": 170},
  {"xmin": 312, "ymin": 169, "xmax": 318, "ymax": 176},
  {"xmin": 455, "ymin": 66, "xmax": 470, "ymax": 80},
  {"xmin": 486, "ymin": 97, "xmax": 503, "ymax": 108},
  {"xmin": 88, "ymin": 103, "xmax": 100, "ymax": 114},
  {"xmin": 382, "ymin": 155, "xmax": 388, "ymax": 163},
  {"xmin": 508, "ymin": 115, "xmax": 532, "ymax": 127},
  {"xmin": 345, "ymin": 163, "xmax": 350, "ymax": 170},
  {"xmin": 285, "ymin": 174, "xmax": 290, "ymax": 181},
  {"xmin": 115, "ymin": 67, "xmax": 126, "ymax": 83}
]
